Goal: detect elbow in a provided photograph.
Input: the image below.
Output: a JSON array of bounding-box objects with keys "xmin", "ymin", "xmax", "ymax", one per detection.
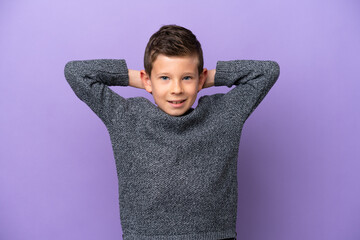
[
  {"xmin": 268, "ymin": 61, "xmax": 280, "ymax": 82},
  {"xmin": 64, "ymin": 61, "xmax": 75, "ymax": 76},
  {"xmin": 64, "ymin": 61, "xmax": 73, "ymax": 80},
  {"xmin": 273, "ymin": 61, "xmax": 280, "ymax": 78},
  {"xmin": 64, "ymin": 61, "xmax": 80, "ymax": 84}
]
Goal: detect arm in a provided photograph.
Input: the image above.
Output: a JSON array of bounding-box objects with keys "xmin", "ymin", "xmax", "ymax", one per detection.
[
  {"xmin": 128, "ymin": 69, "xmax": 145, "ymax": 89},
  {"xmin": 64, "ymin": 59, "xmax": 129, "ymax": 126},
  {"xmin": 213, "ymin": 60, "xmax": 280, "ymax": 122},
  {"xmin": 202, "ymin": 69, "xmax": 216, "ymax": 89}
]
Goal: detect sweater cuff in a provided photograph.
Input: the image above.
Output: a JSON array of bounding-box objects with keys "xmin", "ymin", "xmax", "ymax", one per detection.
[
  {"xmin": 214, "ymin": 60, "xmax": 233, "ymax": 87},
  {"xmin": 106, "ymin": 59, "xmax": 129, "ymax": 86}
]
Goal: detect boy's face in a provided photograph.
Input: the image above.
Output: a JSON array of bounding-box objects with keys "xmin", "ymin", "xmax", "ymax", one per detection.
[{"xmin": 141, "ymin": 54, "xmax": 207, "ymax": 116}]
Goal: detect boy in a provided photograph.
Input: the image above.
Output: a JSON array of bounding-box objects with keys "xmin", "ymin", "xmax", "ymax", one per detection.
[{"xmin": 64, "ymin": 24, "xmax": 280, "ymax": 240}]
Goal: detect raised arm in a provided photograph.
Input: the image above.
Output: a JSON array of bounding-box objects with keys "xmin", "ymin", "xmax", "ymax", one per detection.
[
  {"xmin": 128, "ymin": 69, "xmax": 145, "ymax": 89},
  {"xmin": 212, "ymin": 60, "xmax": 280, "ymax": 122},
  {"xmin": 64, "ymin": 59, "xmax": 129, "ymax": 127},
  {"xmin": 202, "ymin": 69, "xmax": 216, "ymax": 89}
]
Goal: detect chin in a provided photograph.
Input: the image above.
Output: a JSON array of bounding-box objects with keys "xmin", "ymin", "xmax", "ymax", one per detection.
[
  {"xmin": 164, "ymin": 109, "xmax": 187, "ymax": 117},
  {"xmin": 168, "ymin": 112, "xmax": 184, "ymax": 117}
]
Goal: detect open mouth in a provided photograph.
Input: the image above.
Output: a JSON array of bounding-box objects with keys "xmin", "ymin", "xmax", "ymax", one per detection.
[
  {"xmin": 168, "ymin": 100, "xmax": 186, "ymax": 104},
  {"xmin": 168, "ymin": 99, "xmax": 186, "ymax": 108}
]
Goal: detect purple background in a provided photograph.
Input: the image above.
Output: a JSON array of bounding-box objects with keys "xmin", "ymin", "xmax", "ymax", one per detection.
[{"xmin": 1, "ymin": 0, "xmax": 359, "ymax": 239}]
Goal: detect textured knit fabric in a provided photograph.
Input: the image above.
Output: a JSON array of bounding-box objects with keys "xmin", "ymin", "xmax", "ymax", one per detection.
[{"xmin": 64, "ymin": 58, "xmax": 280, "ymax": 240}]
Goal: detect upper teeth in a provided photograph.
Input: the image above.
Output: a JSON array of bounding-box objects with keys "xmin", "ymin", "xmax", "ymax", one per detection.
[{"xmin": 172, "ymin": 101, "xmax": 183, "ymax": 104}]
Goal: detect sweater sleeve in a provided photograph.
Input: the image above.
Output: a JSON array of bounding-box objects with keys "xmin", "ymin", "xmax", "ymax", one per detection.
[
  {"xmin": 64, "ymin": 59, "xmax": 129, "ymax": 126},
  {"xmin": 214, "ymin": 60, "xmax": 280, "ymax": 122}
]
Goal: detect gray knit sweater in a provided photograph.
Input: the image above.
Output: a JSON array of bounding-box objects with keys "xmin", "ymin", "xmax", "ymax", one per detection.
[{"xmin": 64, "ymin": 58, "xmax": 280, "ymax": 240}]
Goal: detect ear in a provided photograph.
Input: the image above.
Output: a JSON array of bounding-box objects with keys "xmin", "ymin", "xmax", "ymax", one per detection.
[
  {"xmin": 197, "ymin": 68, "xmax": 208, "ymax": 92},
  {"xmin": 140, "ymin": 70, "xmax": 152, "ymax": 93}
]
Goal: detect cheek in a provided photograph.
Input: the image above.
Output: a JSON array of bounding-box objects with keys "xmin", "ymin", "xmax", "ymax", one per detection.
[
  {"xmin": 187, "ymin": 84, "xmax": 199, "ymax": 96},
  {"xmin": 152, "ymin": 86, "xmax": 168, "ymax": 100}
]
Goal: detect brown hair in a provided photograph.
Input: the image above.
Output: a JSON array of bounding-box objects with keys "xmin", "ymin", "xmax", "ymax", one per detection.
[{"xmin": 143, "ymin": 24, "xmax": 204, "ymax": 78}]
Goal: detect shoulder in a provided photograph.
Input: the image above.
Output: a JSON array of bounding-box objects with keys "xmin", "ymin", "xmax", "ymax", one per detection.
[
  {"xmin": 197, "ymin": 93, "xmax": 229, "ymax": 115},
  {"xmin": 198, "ymin": 93, "xmax": 225, "ymax": 104},
  {"xmin": 126, "ymin": 97, "xmax": 152, "ymax": 109}
]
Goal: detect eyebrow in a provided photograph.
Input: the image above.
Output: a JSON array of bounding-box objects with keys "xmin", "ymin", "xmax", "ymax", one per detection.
[{"xmin": 157, "ymin": 72, "xmax": 196, "ymax": 76}]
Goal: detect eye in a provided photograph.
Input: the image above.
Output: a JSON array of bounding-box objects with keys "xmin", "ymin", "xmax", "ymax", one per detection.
[
  {"xmin": 160, "ymin": 76, "xmax": 169, "ymax": 80},
  {"xmin": 183, "ymin": 76, "xmax": 192, "ymax": 80}
]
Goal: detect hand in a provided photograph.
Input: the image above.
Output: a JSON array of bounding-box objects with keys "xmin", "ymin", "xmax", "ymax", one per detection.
[
  {"xmin": 128, "ymin": 69, "xmax": 144, "ymax": 89},
  {"xmin": 202, "ymin": 69, "xmax": 215, "ymax": 89}
]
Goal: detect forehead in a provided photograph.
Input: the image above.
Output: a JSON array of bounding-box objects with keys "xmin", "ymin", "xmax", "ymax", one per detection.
[{"xmin": 152, "ymin": 54, "xmax": 198, "ymax": 74}]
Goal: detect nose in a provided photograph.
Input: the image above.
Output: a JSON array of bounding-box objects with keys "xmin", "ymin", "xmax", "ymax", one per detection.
[{"xmin": 171, "ymin": 80, "xmax": 183, "ymax": 94}]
